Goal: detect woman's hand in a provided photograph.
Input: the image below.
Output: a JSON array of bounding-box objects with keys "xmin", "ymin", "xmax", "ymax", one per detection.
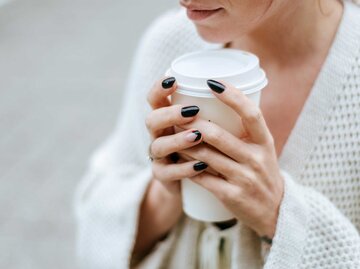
[
  {"xmin": 145, "ymin": 76, "xmax": 209, "ymax": 195},
  {"xmin": 178, "ymin": 79, "xmax": 285, "ymax": 239},
  {"xmin": 132, "ymin": 76, "xmax": 209, "ymax": 261}
]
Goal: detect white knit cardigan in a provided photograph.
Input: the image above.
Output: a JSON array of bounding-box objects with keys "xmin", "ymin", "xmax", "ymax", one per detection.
[{"xmin": 74, "ymin": 1, "xmax": 360, "ymax": 268}]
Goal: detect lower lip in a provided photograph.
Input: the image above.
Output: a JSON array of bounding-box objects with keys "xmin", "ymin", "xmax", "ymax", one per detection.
[{"xmin": 186, "ymin": 8, "xmax": 223, "ymax": 21}]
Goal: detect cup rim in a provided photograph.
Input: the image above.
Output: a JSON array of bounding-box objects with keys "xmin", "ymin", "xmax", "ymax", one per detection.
[{"xmin": 170, "ymin": 49, "xmax": 259, "ymax": 79}]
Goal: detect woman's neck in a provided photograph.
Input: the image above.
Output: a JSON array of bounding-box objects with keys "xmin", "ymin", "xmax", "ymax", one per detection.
[{"xmin": 227, "ymin": 0, "xmax": 344, "ymax": 68}]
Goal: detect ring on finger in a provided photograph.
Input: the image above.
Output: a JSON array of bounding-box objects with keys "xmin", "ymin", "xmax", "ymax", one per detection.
[{"xmin": 148, "ymin": 143, "xmax": 163, "ymax": 162}]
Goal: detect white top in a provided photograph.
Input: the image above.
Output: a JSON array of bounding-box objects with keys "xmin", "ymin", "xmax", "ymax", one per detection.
[{"xmin": 74, "ymin": 1, "xmax": 360, "ymax": 268}]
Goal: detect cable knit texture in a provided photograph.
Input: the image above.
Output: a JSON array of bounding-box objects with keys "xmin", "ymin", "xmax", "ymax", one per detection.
[{"xmin": 74, "ymin": 1, "xmax": 360, "ymax": 268}]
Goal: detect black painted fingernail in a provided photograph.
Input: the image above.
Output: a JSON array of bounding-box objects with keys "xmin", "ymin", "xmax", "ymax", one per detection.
[
  {"xmin": 162, "ymin": 77, "xmax": 176, "ymax": 89},
  {"xmin": 185, "ymin": 130, "xmax": 202, "ymax": 142},
  {"xmin": 192, "ymin": 130, "xmax": 202, "ymax": 142},
  {"xmin": 193, "ymin": 162, "xmax": 208, "ymax": 171},
  {"xmin": 169, "ymin": 152, "xmax": 180, "ymax": 163},
  {"xmin": 207, "ymin": 79, "xmax": 225, "ymax": 93},
  {"xmin": 181, "ymin": 105, "xmax": 200, "ymax": 117}
]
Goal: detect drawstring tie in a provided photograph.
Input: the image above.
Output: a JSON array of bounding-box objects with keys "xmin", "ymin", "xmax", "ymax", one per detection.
[{"xmin": 198, "ymin": 223, "xmax": 233, "ymax": 269}]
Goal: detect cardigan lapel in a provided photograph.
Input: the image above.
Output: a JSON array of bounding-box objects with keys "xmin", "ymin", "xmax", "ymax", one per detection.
[
  {"xmin": 202, "ymin": 0, "xmax": 357, "ymax": 182},
  {"xmin": 276, "ymin": 0, "xmax": 359, "ymax": 180}
]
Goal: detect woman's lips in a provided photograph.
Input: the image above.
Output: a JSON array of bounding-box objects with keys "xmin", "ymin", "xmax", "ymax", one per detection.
[{"xmin": 186, "ymin": 8, "xmax": 223, "ymax": 21}]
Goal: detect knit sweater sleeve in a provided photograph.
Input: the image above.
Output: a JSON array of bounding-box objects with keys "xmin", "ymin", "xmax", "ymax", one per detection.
[
  {"xmin": 263, "ymin": 169, "xmax": 360, "ymax": 268},
  {"xmin": 73, "ymin": 7, "xmax": 199, "ymax": 268}
]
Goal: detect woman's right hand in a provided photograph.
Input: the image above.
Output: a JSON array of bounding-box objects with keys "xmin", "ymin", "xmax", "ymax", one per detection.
[{"xmin": 131, "ymin": 77, "xmax": 208, "ymax": 263}]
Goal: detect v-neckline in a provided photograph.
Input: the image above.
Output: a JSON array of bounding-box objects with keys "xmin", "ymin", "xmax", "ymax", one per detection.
[{"xmin": 203, "ymin": 0, "xmax": 356, "ymax": 179}]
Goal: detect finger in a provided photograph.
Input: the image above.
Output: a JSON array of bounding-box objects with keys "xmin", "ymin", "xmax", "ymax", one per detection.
[
  {"xmin": 147, "ymin": 76, "xmax": 177, "ymax": 110},
  {"xmin": 145, "ymin": 104, "xmax": 200, "ymax": 138},
  {"xmin": 152, "ymin": 158, "xmax": 208, "ymax": 182},
  {"xmin": 179, "ymin": 144, "xmax": 255, "ymax": 188},
  {"xmin": 207, "ymin": 79, "xmax": 272, "ymax": 145},
  {"xmin": 177, "ymin": 152, "xmax": 221, "ymax": 177},
  {"xmin": 189, "ymin": 171, "xmax": 240, "ymax": 203},
  {"xmin": 179, "ymin": 118, "xmax": 252, "ymax": 163},
  {"xmin": 151, "ymin": 129, "xmax": 202, "ymax": 159}
]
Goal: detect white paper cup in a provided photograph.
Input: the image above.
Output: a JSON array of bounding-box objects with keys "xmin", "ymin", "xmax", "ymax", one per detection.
[{"xmin": 167, "ymin": 48, "xmax": 268, "ymax": 222}]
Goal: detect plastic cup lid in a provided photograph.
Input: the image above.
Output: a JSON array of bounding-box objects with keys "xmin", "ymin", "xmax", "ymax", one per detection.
[{"xmin": 166, "ymin": 48, "xmax": 268, "ymax": 98}]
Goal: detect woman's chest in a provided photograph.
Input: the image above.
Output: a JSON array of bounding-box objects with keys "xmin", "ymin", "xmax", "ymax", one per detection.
[{"xmin": 259, "ymin": 80, "xmax": 313, "ymax": 158}]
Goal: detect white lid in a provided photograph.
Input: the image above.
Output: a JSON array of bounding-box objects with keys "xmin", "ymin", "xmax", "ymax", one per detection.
[{"xmin": 166, "ymin": 48, "xmax": 268, "ymax": 98}]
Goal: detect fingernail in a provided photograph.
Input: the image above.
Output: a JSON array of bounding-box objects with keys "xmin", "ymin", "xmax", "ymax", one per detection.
[
  {"xmin": 181, "ymin": 105, "xmax": 200, "ymax": 117},
  {"xmin": 169, "ymin": 152, "xmax": 180, "ymax": 163},
  {"xmin": 193, "ymin": 162, "xmax": 208, "ymax": 171},
  {"xmin": 185, "ymin": 130, "xmax": 202, "ymax": 142},
  {"xmin": 162, "ymin": 77, "xmax": 176, "ymax": 89},
  {"xmin": 207, "ymin": 79, "xmax": 225, "ymax": 93}
]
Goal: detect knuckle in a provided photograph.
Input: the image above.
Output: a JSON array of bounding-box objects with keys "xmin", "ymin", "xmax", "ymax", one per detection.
[
  {"xmin": 216, "ymin": 187, "xmax": 229, "ymax": 202},
  {"xmin": 245, "ymin": 108, "xmax": 262, "ymax": 123},
  {"xmin": 151, "ymin": 165, "xmax": 162, "ymax": 181},
  {"xmin": 248, "ymin": 154, "xmax": 264, "ymax": 172},
  {"xmin": 152, "ymin": 162, "xmax": 169, "ymax": 182},
  {"xmin": 174, "ymin": 133, "xmax": 186, "ymax": 149},
  {"xmin": 144, "ymin": 113, "xmax": 153, "ymax": 130},
  {"xmin": 223, "ymin": 187, "xmax": 243, "ymax": 204},
  {"xmin": 175, "ymin": 105, "xmax": 187, "ymax": 120},
  {"xmin": 150, "ymin": 140, "xmax": 162, "ymax": 158},
  {"xmin": 206, "ymin": 127, "xmax": 224, "ymax": 144},
  {"xmin": 195, "ymin": 146, "xmax": 209, "ymax": 161},
  {"xmin": 230, "ymin": 90, "xmax": 243, "ymax": 106},
  {"xmin": 242, "ymin": 174, "xmax": 256, "ymax": 191},
  {"xmin": 224, "ymin": 167, "xmax": 237, "ymax": 179},
  {"xmin": 217, "ymin": 191, "xmax": 228, "ymax": 202},
  {"xmin": 192, "ymin": 171, "xmax": 205, "ymax": 180},
  {"xmin": 163, "ymin": 108, "xmax": 175, "ymax": 124}
]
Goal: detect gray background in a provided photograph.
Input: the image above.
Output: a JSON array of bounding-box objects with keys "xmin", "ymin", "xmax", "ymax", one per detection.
[{"xmin": 0, "ymin": 0, "xmax": 175, "ymax": 268}]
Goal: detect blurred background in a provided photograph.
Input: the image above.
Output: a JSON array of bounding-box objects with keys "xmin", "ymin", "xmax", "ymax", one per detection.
[{"xmin": 0, "ymin": 0, "xmax": 175, "ymax": 268}]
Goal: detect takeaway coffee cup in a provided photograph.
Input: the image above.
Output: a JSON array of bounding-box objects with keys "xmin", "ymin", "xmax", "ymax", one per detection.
[{"xmin": 166, "ymin": 48, "xmax": 268, "ymax": 222}]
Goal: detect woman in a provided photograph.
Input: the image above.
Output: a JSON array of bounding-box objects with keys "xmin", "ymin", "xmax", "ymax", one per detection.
[{"xmin": 75, "ymin": 0, "xmax": 360, "ymax": 268}]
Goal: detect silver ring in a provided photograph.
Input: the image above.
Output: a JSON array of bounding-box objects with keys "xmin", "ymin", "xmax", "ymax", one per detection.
[{"xmin": 148, "ymin": 143, "xmax": 162, "ymax": 162}]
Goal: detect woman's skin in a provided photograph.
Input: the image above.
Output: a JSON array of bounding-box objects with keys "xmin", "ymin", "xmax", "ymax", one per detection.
[{"xmin": 132, "ymin": 0, "xmax": 343, "ymax": 261}]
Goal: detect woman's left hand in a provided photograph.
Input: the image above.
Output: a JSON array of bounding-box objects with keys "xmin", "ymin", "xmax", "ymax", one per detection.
[{"xmin": 177, "ymin": 79, "xmax": 285, "ymax": 239}]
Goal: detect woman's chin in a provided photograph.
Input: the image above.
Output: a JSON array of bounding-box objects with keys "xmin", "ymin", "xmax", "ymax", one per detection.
[{"xmin": 194, "ymin": 26, "xmax": 233, "ymax": 45}]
